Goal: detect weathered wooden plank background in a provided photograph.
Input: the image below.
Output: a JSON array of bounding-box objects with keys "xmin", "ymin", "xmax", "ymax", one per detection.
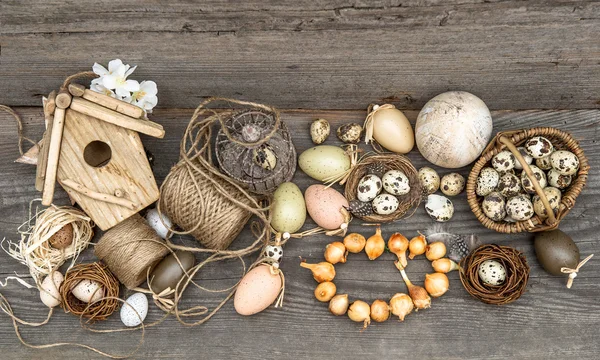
[{"xmin": 1, "ymin": 1, "xmax": 600, "ymax": 359}]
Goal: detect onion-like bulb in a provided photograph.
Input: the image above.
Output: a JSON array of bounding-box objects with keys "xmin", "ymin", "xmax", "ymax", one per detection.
[
  {"xmin": 365, "ymin": 226, "xmax": 385, "ymax": 260},
  {"xmin": 408, "ymin": 234, "xmax": 427, "ymax": 260},
  {"xmin": 300, "ymin": 261, "xmax": 335, "ymax": 283},
  {"xmin": 348, "ymin": 300, "xmax": 371, "ymax": 330},
  {"xmin": 431, "ymin": 258, "xmax": 459, "ymax": 273},
  {"xmin": 389, "ymin": 293, "xmax": 413, "ymax": 321},
  {"xmin": 370, "ymin": 299, "xmax": 390, "ymax": 322},
  {"xmin": 329, "ymin": 294, "xmax": 349, "ymax": 316},
  {"xmin": 314, "ymin": 281, "xmax": 337, "ymax": 302},
  {"xmin": 425, "ymin": 241, "xmax": 446, "ymax": 261},
  {"xmin": 343, "ymin": 233, "xmax": 366, "ymax": 253},
  {"xmin": 388, "ymin": 233, "xmax": 409, "ymax": 269},
  {"xmin": 324, "ymin": 241, "xmax": 347, "ymax": 264},
  {"xmin": 424, "ymin": 273, "xmax": 449, "ymax": 298},
  {"xmin": 396, "ymin": 261, "xmax": 431, "ymax": 310}
]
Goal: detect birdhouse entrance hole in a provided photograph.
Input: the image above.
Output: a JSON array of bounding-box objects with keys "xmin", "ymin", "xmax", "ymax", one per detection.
[{"xmin": 84, "ymin": 140, "xmax": 112, "ymax": 167}]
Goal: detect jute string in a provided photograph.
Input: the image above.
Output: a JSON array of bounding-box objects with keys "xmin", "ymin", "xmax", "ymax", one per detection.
[{"xmin": 561, "ymin": 254, "xmax": 594, "ymax": 289}]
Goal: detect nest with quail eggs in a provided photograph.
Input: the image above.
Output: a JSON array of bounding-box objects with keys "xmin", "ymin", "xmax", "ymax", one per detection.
[
  {"xmin": 344, "ymin": 154, "xmax": 422, "ymax": 222},
  {"xmin": 459, "ymin": 244, "xmax": 529, "ymax": 305},
  {"xmin": 467, "ymin": 127, "xmax": 589, "ymax": 233}
]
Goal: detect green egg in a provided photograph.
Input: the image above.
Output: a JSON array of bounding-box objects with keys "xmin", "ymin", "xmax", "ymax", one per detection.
[
  {"xmin": 298, "ymin": 145, "xmax": 351, "ymax": 181},
  {"xmin": 271, "ymin": 182, "xmax": 306, "ymax": 233},
  {"xmin": 534, "ymin": 229, "xmax": 580, "ymax": 275}
]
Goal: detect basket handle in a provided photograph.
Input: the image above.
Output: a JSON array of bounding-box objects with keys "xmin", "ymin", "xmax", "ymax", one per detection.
[{"xmin": 498, "ymin": 136, "xmax": 557, "ymax": 225}]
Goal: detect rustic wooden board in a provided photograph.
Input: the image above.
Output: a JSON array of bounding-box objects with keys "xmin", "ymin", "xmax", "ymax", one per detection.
[
  {"xmin": 0, "ymin": 107, "xmax": 599, "ymax": 359},
  {"xmin": 1, "ymin": 1, "xmax": 600, "ymax": 110}
]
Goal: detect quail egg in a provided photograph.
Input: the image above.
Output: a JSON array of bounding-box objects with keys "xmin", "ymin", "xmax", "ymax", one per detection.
[
  {"xmin": 482, "ymin": 191, "xmax": 506, "ymax": 221},
  {"xmin": 382, "ymin": 170, "xmax": 411, "ymax": 196},
  {"xmin": 491, "ymin": 150, "xmax": 516, "ymax": 172},
  {"xmin": 476, "ymin": 167, "xmax": 500, "ymax": 197},
  {"xmin": 418, "ymin": 167, "xmax": 440, "ymax": 195},
  {"xmin": 514, "ymin": 146, "xmax": 533, "ymax": 170},
  {"xmin": 524, "ymin": 136, "xmax": 554, "ymax": 159},
  {"xmin": 550, "ymin": 150, "xmax": 580, "ymax": 176},
  {"xmin": 506, "ymin": 194, "xmax": 534, "ymax": 221},
  {"xmin": 310, "ymin": 118, "xmax": 330, "ymax": 144},
  {"xmin": 425, "ymin": 194, "xmax": 454, "ymax": 222},
  {"xmin": 498, "ymin": 168, "xmax": 516, "ymax": 176},
  {"xmin": 253, "ymin": 145, "xmax": 277, "ymax": 170},
  {"xmin": 520, "ymin": 165, "xmax": 547, "ymax": 194},
  {"xmin": 440, "ymin": 172, "xmax": 465, "ymax": 197},
  {"xmin": 497, "ymin": 173, "xmax": 522, "ymax": 198},
  {"xmin": 357, "ymin": 174, "xmax": 383, "ymax": 202},
  {"xmin": 533, "ymin": 187, "xmax": 562, "ymax": 218},
  {"xmin": 547, "ymin": 168, "xmax": 572, "ymax": 189},
  {"xmin": 372, "ymin": 193, "xmax": 399, "ymax": 215},
  {"xmin": 536, "ymin": 155, "xmax": 552, "ymax": 170},
  {"xmin": 262, "ymin": 245, "xmax": 284, "ymax": 263},
  {"xmin": 478, "ymin": 260, "xmax": 506, "ymax": 286},
  {"xmin": 336, "ymin": 123, "xmax": 363, "ymax": 144}
]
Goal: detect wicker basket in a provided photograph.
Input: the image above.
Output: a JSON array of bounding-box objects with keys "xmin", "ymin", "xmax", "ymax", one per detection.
[
  {"xmin": 467, "ymin": 127, "xmax": 590, "ymax": 233},
  {"xmin": 344, "ymin": 153, "xmax": 422, "ymax": 222}
]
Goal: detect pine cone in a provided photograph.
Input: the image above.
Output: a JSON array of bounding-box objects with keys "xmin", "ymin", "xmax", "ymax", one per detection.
[
  {"xmin": 346, "ymin": 199, "xmax": 373, "ymax": 217},
  {"xmin": 366, "ymin": 162, "xmax": 385, "ymax": 178}
]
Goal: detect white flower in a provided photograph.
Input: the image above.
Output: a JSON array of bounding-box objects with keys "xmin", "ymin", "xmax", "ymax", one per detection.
[
  {"xmin": 93, "ymin": 59, "xmax": 140, "ymax": 98},
  {"xmin": 90, "ymin": 78, "xmax": 117, "ymax": 98},
  {"xmin": 131, "ymin": 81, "xmax": 158, "ymax": 112}
]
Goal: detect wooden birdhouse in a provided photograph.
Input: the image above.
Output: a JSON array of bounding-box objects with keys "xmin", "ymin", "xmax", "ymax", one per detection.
[{"xmin": 34, "ymin": 83, "xmax": 165, "ymax": 230}]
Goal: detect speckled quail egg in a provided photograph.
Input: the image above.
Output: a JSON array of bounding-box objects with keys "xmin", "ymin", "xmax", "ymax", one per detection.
[
  {"xmin": 547, "ymin": 168, "xmax": 572, "ymax": 189},
  {"xmin": 482, "ymin": 191, "xmax": 506, "ymax": 221},
  {"xmin": 336, "ymin": 123, "xmax": 363, "ymax": 144},
  {"xmin": 521, "ymin": 165, "xmax": 547, "ymax": 194},
  {"xmin": 550, "ymin": 150, "xmax": 580, "ymax": 176},
  {"xmin": 478, "ymin": 260, "xmax": 506, "ymax": 286},
  {"xmin": 533, "ymin": 187, "xmax": 562, "ymax": 218},
  {"xmin": 524, "ymin": 136, "xmax": 554, "ymax": 159},
  {"xmin": 440, "ymin": 173, "xmax": 465, "ymax": 197},
  {"xmin": 536, "ymin": 155, "xmax": 553, "ymax": 170},
  {"xmin": 514, "ymin": 146, "xmax": 533, "ymax": 170},
  {"xmin": 506, "ymin": 194, "xmax": 534, "ymax": 221},
  {"xmin": 263, "ymin": 245, "xmax": 284, "ymax": 263},
  {"xmin": 418, "ymin": 167, "xmax": 440, "ymax": 195},
  {"xmin": 382, "ymin": 170, "xmax": 411, "ymax": 196},
  {"xmin": 498, "ymin": 168, "xmax": 516, "ymax": 177},
  {"xmin": 357, "ymin": 174, "xmax": 383, "ymax": 202},
  {"xmin": 476, "ymin": 167, "xmax": 500, "ymax": 197},
  {"xmin": 491, "ymin": 150, "xmax": 516, "ymax": 172},
  {"xmin": 372, "ymin": 193, "xmax": 399, "ymax": 215},
  {"xmin": 310, "ymin": 118, "xmax": 330, "ymax": 144},
  {"xmin": 497, "ymin": 173, "xmax": 522, "ymax": 198},
  {"xmin": 425, "ymin": 194, "xmax": 454, "ymax": 222},
  {"xmin": 253, "ymin": 145, "xmax": 277, "ymax": 170}
]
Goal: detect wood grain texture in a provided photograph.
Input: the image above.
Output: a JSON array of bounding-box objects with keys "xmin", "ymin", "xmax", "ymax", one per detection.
[
  {"xmin": 1, "ymin": 1, "xmax": 600, "ymax": 110},
  {"xmin": 1, "ymin": 107, "xmax": 599, "ymax": 360}
]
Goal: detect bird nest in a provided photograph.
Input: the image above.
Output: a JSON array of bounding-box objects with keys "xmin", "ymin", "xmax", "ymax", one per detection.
[{"xmin": 459, "ymin": 244, "xmax": 529, "ymax": 305}]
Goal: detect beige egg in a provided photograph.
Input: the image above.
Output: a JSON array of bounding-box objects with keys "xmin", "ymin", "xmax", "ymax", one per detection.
[
  {"xmin": 234, "ymin": 264, "xmax": 282, "ymax": 315},
  {"xmin": 371, "ymin": 106, "xmax": 414, "ymax": 153},
  {"xmin": 415, "ymin": 91, "xmax": 493, "ymax": 168},
  {"xmin": 440, "ymin": 173, "xmax": 465, "ymax": 196},
  {"xmin": 271, "ymin": 182, "xmax": 306, "ymax": 234},
  {"xmin": 71, "ymin": 279, "xmax": 104, "ymax": 303},
  {"xmin": 298, "ymin": 145, "xmax": 351, "ymax": 181},
  {"xmin": 305, "ymin": 184, "xmax": 349, "ymax": 230},
  {"xmin": 533, "ymin": 187, "xmax": 562, "ymax": 218},
  {"xmin": 39, "ymin": 271, "xmax": 64, "ymax": 308},
  {"xmin": 310, "ymin": 119, "xmax": 330, "ymax": 144},
  {"xmin": 418, "ymin": 167, "xmax": 440, "ymax": 195}
]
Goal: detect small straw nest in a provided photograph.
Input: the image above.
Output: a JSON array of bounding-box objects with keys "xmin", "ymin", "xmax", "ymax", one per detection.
[
  {"xmin": 459, "ymin": 244, "xmax": 529, "ymax": 305},
  {"xmin": 60, "ymin": 262, "xmax": 120, "ymax": 321},
  {"xmin": 344, "ymin": 153, "xmax": 422, "ymax": 222}
]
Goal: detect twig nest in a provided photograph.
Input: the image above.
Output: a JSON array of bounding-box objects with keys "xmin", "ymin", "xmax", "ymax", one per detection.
[{"xmin": 460, "ymin": 244, "xmax": 529, "ymax": 305}]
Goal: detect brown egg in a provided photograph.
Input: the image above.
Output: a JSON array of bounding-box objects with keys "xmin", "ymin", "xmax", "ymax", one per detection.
[
  {"xmin": 305, "ymin": 184, "xmax": 349, "ymax": 230},
  {"xmin": 534, "ymin": 229, "xmax": 580, "ymax": 275},
  {"xmin": 149, "ymin": 250, "xmax": 196, "ymax": 294},
  {"xmin": 234, "ymin": 264, "xmax": 282, "ymax": 315},
  {"xmin": 49, "ymin": 223, "xmax": 74, "ymax": 249}
]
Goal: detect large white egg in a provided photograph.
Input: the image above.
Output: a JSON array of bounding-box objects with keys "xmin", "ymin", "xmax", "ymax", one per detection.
[
  {"xmin": 39, "ymin": 271, "xmax": 64, "ymax": 308},
  {"xmin": 415, "ymin": 91, "xmax": 493, "ymax": 168},
  {"xmin": 120, "ymin": 293, "xmax": 149, "ymax": 327}
]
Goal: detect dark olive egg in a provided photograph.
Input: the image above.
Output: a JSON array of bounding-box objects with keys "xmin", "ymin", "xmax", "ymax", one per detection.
[
  {"xmin": 534, "ymin": 229, "xmax": 580, "ymax": 275},
  {"xmin": 149, "ymin": 250, "xmax": 195, "ymax": 294}
]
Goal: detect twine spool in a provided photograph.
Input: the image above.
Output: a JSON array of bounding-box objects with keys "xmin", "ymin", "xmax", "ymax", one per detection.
[{"xmin": 95, "ymin": 214, "xmax": 170, "ymax": 289}]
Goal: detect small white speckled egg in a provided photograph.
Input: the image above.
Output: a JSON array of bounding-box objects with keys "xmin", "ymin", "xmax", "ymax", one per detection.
[
  {"xmin": 418, "ymin": 167, "xmax": 440, "ymax": 195},
  {"xmin": 253, "ymin": 145, "xmax": 277, "ymax": 170},
  {"xmin": 120, "ymin": 293, "xmax": 148, "ymax": 327},
  {"xmin": 550, "ymin": 150, "xmax": 580, "ymax": 176},
  {"xmin": 533, "ymin": 187, "xmax": 562, "ymax": 218},
  {"xmin": 524, "ymin": 136, "xmax": 554, "ymax": 159},
  {"xmin": 547, "ymin": 169, "xmax": 572, "ymax": 189},
  {"xmin": 40, "ymin": 271, "xmax": 64, "ymax": 308},
  {"xmin": 514, "ymin": 146, "xmax": 533, "ymax": 170},
  {"xmin": 491, "ymin": 150, "xmax": 516, "ymax": 172},
  {"xmin": 382, "ymin": 170, "xmax": 411, "ymax": 196},
  {"xmin": 357, "ymin": 174, "xmax": 383, "ymax": 202},
  {"xmin": 310, "ymin": 119, "xmax": 330, "ymax": 144},
  {"xmin": 372, "ymin": 193, "xmax": 399, "ymax": 215},
  {"xmin": 71, "ymin": 279, "xmax": 104, "ymax": 303},
  {"xmin": 146, "ymin": 208, "xmax": 172, "ymax": 239},
  {"xmin": 482, "ymin": 192, "xmax": 506, "ymax": 221},
  {"xmin": 440, "ymin": 173, "xmax": 465, "ymax": 196},
  {"xmin": 478, "ymin": 260, "xmax": 506, "ymax": 285},
  {"xmin": 263, "ymin": 245, "xmax": 284, "ymax": 263},
  {"xmin": 497, "ymin": 173, "xmax": 522, "ymax": 198},
  {"xmin": 536, "ymin": 155, "xmax": 553, "ymax": 170},
  {"xmin": 506, "ymin": 195, "xmax": 534, "ymax": 221},
  {"xmin": 425, "ymin": 194, "xmax": 454, "ymax": 222},
  {"xmin": 521, "ymin": 165, "xmax": 547, "ymax": 194},
  {"xmin": 476, "ymin": 167, "xmax": 500, "ymax": 197}
]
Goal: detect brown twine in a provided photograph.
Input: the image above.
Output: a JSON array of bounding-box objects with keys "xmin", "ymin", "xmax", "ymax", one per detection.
[
  {"xmin": 0, "ymin": 105, "xmax": 37, "ymax": 156},
  {"xmin": 561, "ymin": 254, "xmax": 594, "ymax": 289},
  {"xmin": 61, "ymin": 71, "xmax": 97, "ymax": 90}
]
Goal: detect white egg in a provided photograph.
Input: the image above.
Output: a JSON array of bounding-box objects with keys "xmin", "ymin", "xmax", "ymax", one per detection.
[
  {"xmin": 372, "ymin": 193, "xmax": 399, "ymax": 215},
  {"xmin": 146, "ymin": 208, "xmax": 173, "ymax": 239},
  {"xmin": 476, "ymin": 167, "xmax": 500, "ymax": 197},
  {"xmin": 514, "ymin": 146, "xmax": 533, "ymax": 170},
  {"xmin": 547, "ymin": 169, "xmax": 572, "ymax": 189},
  {"xmin": 533, "ymin": 187, "xmax": 562, "ymax": 218},
  {"xmin": 71, "ymin": 279, "xmax": 104, "ymax": 303},
  {"xmin": 356, "ymin": 174, "xmax": 382, "ymax": 202},
  {"xmin": 550, "ymin": 150, "xmax": 580, "ymax": 176},
  {"xmin": 535, "ymin": 155, "xmax": 552, "ymax": 170},
  {"xmin": 478, "ymin": 260, "xmax": 506, "ymax": 285},
  {"xmin": 524, "ymin": 136, "xmax": 554, "ymax": 159},
  {"xmin": 382, "ymin": 170, "xmax": 410, "ymax": 196},
  {"xmin": 482, "ymin": 192, "xmax": 506, "ymax": 221},
  {"xmin": 418, "ymin": 167, "xmax": 440, "ymax": 195},
  {"xmin": 425, "ymin": 194, "xmax": 454, "ymax": 222},
  {"xmin": 120, "ymin": 293, "xmax": 149, "ymax": 327},
  {"xmin": 491, "ymin": 150, "xmax": 516, "ymax": 172},
  {"xmin": 39, "ymin": 271, "xmax": 64, "ymax": 308},
  {"xmin": 440, "ymin": 172, "xmax": 465, "ymax": 196},
  {"xmin": 497, "ymin": 173, "xmax": 522, "ymax": 198},
  {"xmin": 505, "ymin": 195, "xmax": 534, "ymax": 221},
  {"xmin": 520, "ymin": 165, "xmax": 547, "ymax": 194}
]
